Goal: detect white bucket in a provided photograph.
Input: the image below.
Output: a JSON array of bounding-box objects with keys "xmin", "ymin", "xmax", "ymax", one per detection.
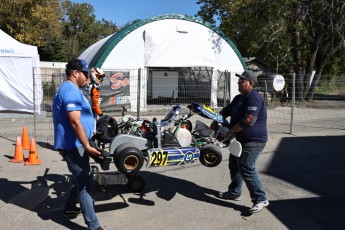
[
  {"xmin": 175, "ymin": 127, "xmax": 192, "ymax": 147},
  {"xmin": 228, "ymin": 138, "xmax": 242, "ymax": 157}
]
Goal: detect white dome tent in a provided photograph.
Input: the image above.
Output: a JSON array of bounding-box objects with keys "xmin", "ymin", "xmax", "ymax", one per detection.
[
  {"xmin": 79, "ymin": 14, "xmax": 246, "ymax": 111},
  {"xmin": 0, "ymin": 29, "xmax": 42, "ymax": 114}
]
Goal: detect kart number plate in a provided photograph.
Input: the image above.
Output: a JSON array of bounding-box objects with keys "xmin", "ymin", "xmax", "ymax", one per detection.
[{"xmin": 148, "ymin": 150, "xmax": 168, "ymax": 167}]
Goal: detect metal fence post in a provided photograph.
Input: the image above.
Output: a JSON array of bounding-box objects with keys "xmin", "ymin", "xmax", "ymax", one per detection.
[
  {"xmin": 289, "ymin": 73, "xmax": 296, "ymax": 134},
  {"xmin": 223, "ymin": 71, "xmax": 228, "ymax": 107},
  {"xmin": 33, "ymin": 67, "xmax": 36, "ymax": 138},
  {"xmin": 228, "ymin": 71, "xmax": 231, "ymax": 103},
  {"xmin": 226, "ymin": 71, "xmax": 232, "ymax": 105},
  {"xmin": 137, "ymin": 68, "xmax": 141, "ymax": 120},
  {"xmin": 264, "ymin": 80, "xmax": 268, "ymax": 104}
]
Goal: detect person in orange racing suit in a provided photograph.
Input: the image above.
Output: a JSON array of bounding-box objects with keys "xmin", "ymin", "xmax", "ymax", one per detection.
[{"xmin": 90, "ymin": 67, "xmax": 106, "ymax": 119}]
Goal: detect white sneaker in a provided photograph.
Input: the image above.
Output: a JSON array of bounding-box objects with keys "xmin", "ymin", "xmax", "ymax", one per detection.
[{"xmin": 249, "ymin": 200, "xmax": 269, "ymax": 213}]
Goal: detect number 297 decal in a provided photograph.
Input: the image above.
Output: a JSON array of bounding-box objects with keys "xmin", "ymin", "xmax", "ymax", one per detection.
[{"xmin": 149, "ymin": 150, "xmax": 168, "ymax": 166}]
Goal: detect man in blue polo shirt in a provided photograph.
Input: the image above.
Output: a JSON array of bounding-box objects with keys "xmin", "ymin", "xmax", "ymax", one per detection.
[
  {"xmin": 210, "ymin": 70, "xmax": 269, "ymax": 213},
  {"xmin": 52, "ymin": 58, "xmax": 104, "ymax": 230}
]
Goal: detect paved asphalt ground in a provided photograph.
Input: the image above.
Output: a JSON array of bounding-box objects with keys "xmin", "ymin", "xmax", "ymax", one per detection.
[{"xmin": 0, "ymin": 106, "xmax": 344, "ymax": 230}]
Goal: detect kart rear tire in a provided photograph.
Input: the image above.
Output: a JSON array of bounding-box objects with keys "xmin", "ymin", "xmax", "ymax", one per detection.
[
  {"xmin": 127, "ymin": 174, "xmax": 145, "ymax": 192},
  {"xmin": 114, "ymin": 143, "xmax": 136, "ymax": 155},
  {"xmin": 114, "ymin": 144, "xmax": 144, "ymax": 174},
  {"xmin": 199, "ymin": 144, "xmax": 222, "ymax": 167}
]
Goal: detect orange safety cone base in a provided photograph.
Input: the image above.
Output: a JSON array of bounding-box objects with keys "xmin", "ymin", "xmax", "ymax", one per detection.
[
  {"xmin": 9, "ymin": 158, "xmax": 25, "ymax": 163},
  {"xmin": 21, "ymin": 127, "xmax": 30, "ymax": 150},
  {"xmin": 24, "ymin": 159, "xmax": 42, "ymax": 165},
  {"xmin": 9, "ymin": 136, "xmax": 25, "ymax": 163},
  {"xmin": 24, "ymin": 138, "xmax": 41, "ymax": 166}
]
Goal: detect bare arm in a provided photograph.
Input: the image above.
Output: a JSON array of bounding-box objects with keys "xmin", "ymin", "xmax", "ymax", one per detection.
[
  {"xmin": 67, "ymin": 110, "xmax": 101, "ymax": 157},
  {"xmin": 224, "ymin": 123, "xmax": 243, "ymax": 140},
  {"xmin": 210, "ymin": 120, "xmax": 219, "ymax": 131}
]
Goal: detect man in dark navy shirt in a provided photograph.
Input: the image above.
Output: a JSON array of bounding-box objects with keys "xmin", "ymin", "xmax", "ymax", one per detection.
[{"xmin": 210, "ymin": 70, "xmax": 269, "ymax": 213}]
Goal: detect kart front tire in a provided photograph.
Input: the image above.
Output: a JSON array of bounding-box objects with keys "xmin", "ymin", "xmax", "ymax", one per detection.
[
  {"xmin": 199, "ymin": 144, "xmax": 222, "ymax": 167},
  {"xmin": 114, "ymin": 143, "xmax": 144, "ymax": 174}
]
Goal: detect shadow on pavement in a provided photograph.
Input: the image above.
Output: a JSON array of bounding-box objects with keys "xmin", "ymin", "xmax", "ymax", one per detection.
[
  {"xmin": 92, "ymin": 169, "xmax": 252, "ymax": 215},
  {"xmin": 0, "ymin": 169, "xmax": 84, "ymax": 229},
  {"xmin": 7, "ymin": 136, "xmax": 344, "ymax": 230},
  {"xmin": 265, "ymin": 135, "xmax": 345, "ymax": 229},
  {"xmin": 0, "ymin": 165, "xmax": 253, "ymax": 229}
]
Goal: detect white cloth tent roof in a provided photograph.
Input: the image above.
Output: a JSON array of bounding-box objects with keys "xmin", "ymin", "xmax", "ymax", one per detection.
[
  {"xmin": 0, "ymin": 29, "xmax": 42, "ymax": 113},
  {"xmin": 79, "ymin": 14, "xmax": 246, "ymax": 72}
]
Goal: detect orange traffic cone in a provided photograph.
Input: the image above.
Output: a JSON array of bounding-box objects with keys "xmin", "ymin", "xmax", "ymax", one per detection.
[
  {"xmin": 24, "ymin": 138, "xmax": 41, "ymax": 166},
  {"xmin": 9, "ymin": 136, "xmax": 25, "ymax": 163},
  {"xmin": 21, "ymin": 127, "xmax": 30, "ymax": 150}
]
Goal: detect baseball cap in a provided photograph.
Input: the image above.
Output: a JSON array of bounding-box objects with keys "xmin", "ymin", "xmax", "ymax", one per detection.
[
  {"xmin": 66, "ymin": 58, "xmax": 91, "ymax": 72},
  {"xmin": 235, "ymin": 70, "xmax": 257, "ymax": 84}
]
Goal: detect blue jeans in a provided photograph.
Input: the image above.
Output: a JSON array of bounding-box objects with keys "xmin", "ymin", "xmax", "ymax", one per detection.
[
  {"xmin": 61, "ymin": 147, "xmax": 100, "ymax": 230},
  {"xmin": 228, "ymin": 142, "xmax": 267, "ymax": 203}
]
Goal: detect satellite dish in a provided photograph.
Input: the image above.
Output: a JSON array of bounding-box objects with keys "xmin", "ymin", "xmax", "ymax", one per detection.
[{"xmin": 272, "ymin": 75, "xmax": 285, "ymax": 91}]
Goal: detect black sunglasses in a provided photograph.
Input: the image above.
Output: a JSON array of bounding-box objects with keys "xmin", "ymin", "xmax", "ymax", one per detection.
[{"xmin": 77, "ymin": 70, "xmax": 90, "ymax": 78}]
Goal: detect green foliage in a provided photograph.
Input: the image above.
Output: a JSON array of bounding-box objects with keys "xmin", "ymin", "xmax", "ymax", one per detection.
[
  {"xmin": 0, "ymin": 0, "xmax": 61, "ymax": 47},
  {"xmin": 0, "ymin": 0, "xmax": 118, "ymax": 62},
  {"xmin": 42, "ymin": 80, "xmax": 56, "ymax": 101},
  {"xmin": 315, "ymin": 77, "xmax": 345, "ymax": 95},
  {"xmin": 197, "ymin": 0, "xmax": 294, "ymax": 73},
  {"xmin": 39, "ymin": 38, "xmax": 67, "ymax": 61},
  {"xmin": 60, "ymin": 0, "xmax": 118, "ymax": 60},
  {"xmin": 196, "ymin": 0, "xmax": 345, "ymax": 100}
]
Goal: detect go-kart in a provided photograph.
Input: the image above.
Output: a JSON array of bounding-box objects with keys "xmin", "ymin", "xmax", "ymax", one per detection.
[
  {"xmin": 117, "ymin": 106, "xmax": 144, "ymax": 135},
  {"xmin": 187, "ymin": 102, "xmax": 231, "ymax": 147},
  {"xmin": 175, "ymin": 102, "xmax": 243, "ymax": 158},
  {"xmin": 171, "ymin": 102, "xmax": 233, "ymax": 154},
  {"xmin": 90, "ymin": 104, "xmax": 223, "ymax": 191},
  {"xmin": 108, "ymin": 104, "xmax": 214, "ymax": 172}
]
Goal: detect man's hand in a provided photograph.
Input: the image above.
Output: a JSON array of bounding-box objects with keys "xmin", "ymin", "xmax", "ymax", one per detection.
[
  {"xmin": 210, "ymin": 120, "xmax": 219, "ymax": 131},
  {"xmin": 85, "ymin": 146, "xmax": 102, "ymax": 158},
  {"xmin": 224, "ymin": 130, "xmax": 235, "ymax": 140}
]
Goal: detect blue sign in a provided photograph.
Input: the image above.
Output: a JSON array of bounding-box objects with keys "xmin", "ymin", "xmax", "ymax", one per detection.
[{"xmin": 0, "ymin": 48, "xmax": 14, "ymax": 54}]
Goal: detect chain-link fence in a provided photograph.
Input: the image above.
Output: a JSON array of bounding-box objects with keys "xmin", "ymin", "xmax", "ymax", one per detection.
[{"xmin": 33, "ymin": 68, "xmax": 345, "ymax": 147}]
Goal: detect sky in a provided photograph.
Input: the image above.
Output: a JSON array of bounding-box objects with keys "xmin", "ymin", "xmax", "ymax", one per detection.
[{"xmin": 71, "ymin": 0, "xmax": 203, "ymax": 27}]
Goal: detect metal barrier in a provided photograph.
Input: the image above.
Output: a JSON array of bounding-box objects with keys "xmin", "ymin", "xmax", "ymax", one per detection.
[{"xmin": 33, "ymin": 68, "xmax": 345, "ymax": 148}]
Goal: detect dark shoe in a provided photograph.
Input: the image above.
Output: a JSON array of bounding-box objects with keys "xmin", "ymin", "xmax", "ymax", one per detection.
[
  {"xmin": 218, "ymin": 191, "xmax": 241, "ymax": 201},
  {"xmin": 63, "ymin": 207, "xmax": 81, "ymax": 218},
  {"xmin": 249, "ymin": 200, "xmax": 269, "ymax": 213}
]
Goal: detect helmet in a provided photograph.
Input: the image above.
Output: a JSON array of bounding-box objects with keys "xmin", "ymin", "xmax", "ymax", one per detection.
[{"xmin": 91, "ymin": 67, "xmax": 106, "ymax": 83}]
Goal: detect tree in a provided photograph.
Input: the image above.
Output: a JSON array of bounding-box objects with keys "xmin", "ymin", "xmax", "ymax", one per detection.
[
  {"xmin": 0, "ymin": 0, "xmax": 61, "ymax": 47},
  {"xmin": 39, "ymin": 37, "xmax": 66, "ymax": 62},
  {"xmin": 196, "ymin": 0, "xmax": 345, "ymax": 101},
  {"xmin": 60, "ymin": 0, "xmax": 118, "ymax": 60},
  {"xmin": 298, "ymin": 1, "xmax": 345, "ymax": 100},
  {"xmin": 0, "ymin": 0, "xmax": 119, "ymax": 61}
]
